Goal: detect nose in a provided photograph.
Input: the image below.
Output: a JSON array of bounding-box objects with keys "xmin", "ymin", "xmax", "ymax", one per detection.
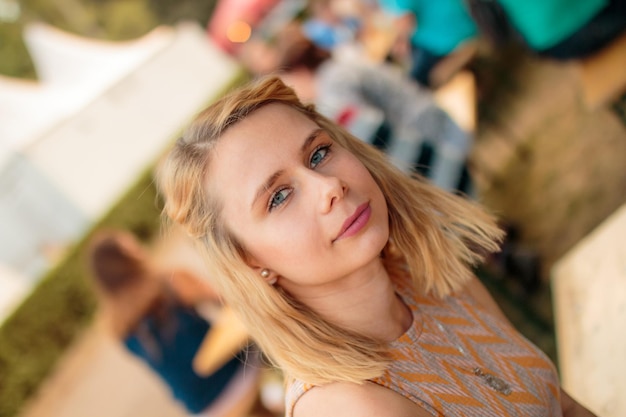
[{"xmin": 308, "ymin": 170, "xmax": 347, "ymax": 214}]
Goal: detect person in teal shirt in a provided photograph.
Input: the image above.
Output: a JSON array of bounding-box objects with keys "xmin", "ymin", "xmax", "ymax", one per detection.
[
  {"xmin": 378, "ymin": 0, "xmax": 478, "ymax": 86},
  {"xmin": 496, "ymin": 0, "xmax": 626, "ymax": 59}
]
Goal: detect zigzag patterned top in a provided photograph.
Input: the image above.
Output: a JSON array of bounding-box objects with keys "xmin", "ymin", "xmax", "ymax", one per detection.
[{"xmin": 285, "ymin": 276, "xmax": 561, "ymax": 416}]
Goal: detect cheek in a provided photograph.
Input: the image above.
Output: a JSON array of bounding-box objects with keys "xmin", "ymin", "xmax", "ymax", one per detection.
[
  {"xmin": 348, "ymin": 159, "xmax": 382, "ymax": 193},
  {"xmin": 271, "ymin": 230, "xmax": 330, "ymax": 278},
  {"xmin": 342, "ymin": 151, "xmax": 372, "ymax": 176},
  {"xmin": 237, "ymin": 216, "xmax": 318, "ymax": 267}
]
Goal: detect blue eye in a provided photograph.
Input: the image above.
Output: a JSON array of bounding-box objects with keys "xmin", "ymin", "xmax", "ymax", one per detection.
[
  {"xmin": 310, "ymin": 144, "xmax": 331, "ymax": 168},
  {"xmin": 269, "ymin": 188, "xmax": 291, "ymax": 211}
]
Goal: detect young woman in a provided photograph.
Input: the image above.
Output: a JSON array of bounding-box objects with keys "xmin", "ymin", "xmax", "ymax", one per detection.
[{"xmin": 157, "ymin": 76, "xmax": 597, "ymax": 417}]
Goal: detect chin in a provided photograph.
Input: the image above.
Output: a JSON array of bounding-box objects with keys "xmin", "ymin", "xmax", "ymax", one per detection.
[{"xmin": 363, "ymin": 226, "xmax": 390, "ymax": 258}]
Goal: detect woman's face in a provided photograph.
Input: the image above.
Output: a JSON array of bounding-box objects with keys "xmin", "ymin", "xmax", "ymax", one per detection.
[{"xmin": 207, "ymin": 103, "xmax": 389, "ymax": 296}]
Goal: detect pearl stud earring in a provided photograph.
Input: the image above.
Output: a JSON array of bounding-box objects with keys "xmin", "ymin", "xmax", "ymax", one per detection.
[{"xmin": 260, "ymin": 269, "xmax": 270, "ymax": 279}]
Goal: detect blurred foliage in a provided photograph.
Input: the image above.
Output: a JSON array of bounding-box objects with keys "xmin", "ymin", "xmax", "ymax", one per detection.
[
  {"xmin": 148, "ymin": 0, "xmax": 217, "ymax": 27},
  {"xmin": 0, "ymin": 0, "xmax": 218, "ymax": 79},
  {"xmin": 0, "ymin": 20, "xmax": 35, "ymax": 79},
  {"xmin": 0, "ymin": 166, "xmax": 163, "ymax": 417}
]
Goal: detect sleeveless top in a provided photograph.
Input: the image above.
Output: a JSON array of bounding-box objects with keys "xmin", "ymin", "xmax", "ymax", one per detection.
[{"xmin": 285, "ymin": 276, "xmax": 561, "ymax": 416}]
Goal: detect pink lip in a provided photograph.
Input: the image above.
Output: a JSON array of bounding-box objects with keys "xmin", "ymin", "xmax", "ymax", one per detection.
[{"xmin": 333, "ymin": 202, "xmax": 371, "ymax": 242}]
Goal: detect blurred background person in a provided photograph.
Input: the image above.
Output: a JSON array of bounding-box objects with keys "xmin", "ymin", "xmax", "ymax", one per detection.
[
  {"xmin": 376, "ymin": 0, "xmax": 479, "ymax": 88},
  {"xmin": 87, "ymin": 229, "xmax": 262, "ymax": 417},
  {"xmin": 489, "ymin": 0, "xmax": 626, "ymax": 60},
  {"xmin": 299, "ymin": 0, "xmax": 404, "ymax": 65},
  {"xmin": 300, "ymin": 0, "xmax": 362, "ymax": 52}
]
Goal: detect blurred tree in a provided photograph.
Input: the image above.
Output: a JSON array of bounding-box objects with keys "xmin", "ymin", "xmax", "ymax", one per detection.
[
  {"xmin": 97, "ymin": 0, "xmax": 158, "ymax": 40},
  {"xmin": 148, "ymin": 0, "xmax": 218, "ymax": 27},
  {"xmin": 0, "ymin": 21, "xmax": 36, "ymax": 78}
]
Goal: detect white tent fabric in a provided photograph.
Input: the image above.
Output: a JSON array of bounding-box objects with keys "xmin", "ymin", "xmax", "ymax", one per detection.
[
  {"xmin": 0, "ymin": 22, "xmax": 241, "ymax": 323},
  {"xmin": 23, "ymin": 22, "xmax": 240, "ymax": 221},
  {"xmin": 0, "ymin": 23, "xmax": 174, "ymax": 151},
  {"xmin": 24, "ymin": 22, "xmax": 173, "ymax": 88},
  {"xmin": 0, "ymin": 76, "xmax": 69, "ymax": 150}
]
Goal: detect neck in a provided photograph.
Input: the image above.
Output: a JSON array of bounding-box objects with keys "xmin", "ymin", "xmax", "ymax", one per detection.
[{"xmin": 295, "ymin": 260, "xmax": 413, "ymax": 342}]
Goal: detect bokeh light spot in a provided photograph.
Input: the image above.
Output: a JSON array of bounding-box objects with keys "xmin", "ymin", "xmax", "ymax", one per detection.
[{"xmin": 226, "ymin": 20, "xmax": 252, "ymax": 43}]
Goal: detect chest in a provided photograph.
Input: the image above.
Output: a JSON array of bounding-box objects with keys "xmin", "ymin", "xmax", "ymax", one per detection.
[{"xmin": 374, "ymin": 296, "xmax": 561, "ymax": 416}]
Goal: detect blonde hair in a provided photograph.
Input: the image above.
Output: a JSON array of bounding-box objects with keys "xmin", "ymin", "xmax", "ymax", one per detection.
[{"xmin": 157, "ymin": 76, "xmax": 503, "ymax": 385}]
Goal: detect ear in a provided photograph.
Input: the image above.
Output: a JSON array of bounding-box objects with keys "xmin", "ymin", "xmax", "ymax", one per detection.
[
  {"xmin": 259, "ymin": 267, "xmax": 278, "ymax": 285},
  {"xmin": 246, "ymin": 256, "xmax": 277, "ymax": 285}
]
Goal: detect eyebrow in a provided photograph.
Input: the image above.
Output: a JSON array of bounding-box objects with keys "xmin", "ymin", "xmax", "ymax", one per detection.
[{"xmin": 251, "ymin": 128, "xmax": 324, "ymax": 209}]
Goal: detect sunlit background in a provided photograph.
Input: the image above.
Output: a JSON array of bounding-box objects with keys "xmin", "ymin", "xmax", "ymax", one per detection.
[{"xmin": 1, "ymin": 1, "xmax": 625, "ymax": 417}]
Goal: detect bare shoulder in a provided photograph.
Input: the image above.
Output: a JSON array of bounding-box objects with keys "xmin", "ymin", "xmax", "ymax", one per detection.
[{"xmin": 293, "ymin": 381, "xmax": 431, "ymax": 417}]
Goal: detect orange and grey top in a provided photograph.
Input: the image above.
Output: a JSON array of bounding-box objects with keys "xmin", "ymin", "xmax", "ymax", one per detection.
[{"xmin": 285, "ymin": 275, "xmax": 561, "ymax": 416}]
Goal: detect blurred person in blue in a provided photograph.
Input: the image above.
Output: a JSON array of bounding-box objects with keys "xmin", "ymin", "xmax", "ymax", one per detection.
[
  {"xmin": 263, "ymin": 22, "xmax": 473, "ymax": 193},
  {"xmin": 301, "ymin": 0, "xmax": 362, "ymax": 51},
  {"xmin": 490, "ymin": 0, "xmax": 626, "ymax": 60},
  {"xmin": 87, "ymin": 229, "xmax": 261, "ymax": 417},
  {"xmin": 377, "ymin": 0, "xmax": 478, "ymax": 87}
]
